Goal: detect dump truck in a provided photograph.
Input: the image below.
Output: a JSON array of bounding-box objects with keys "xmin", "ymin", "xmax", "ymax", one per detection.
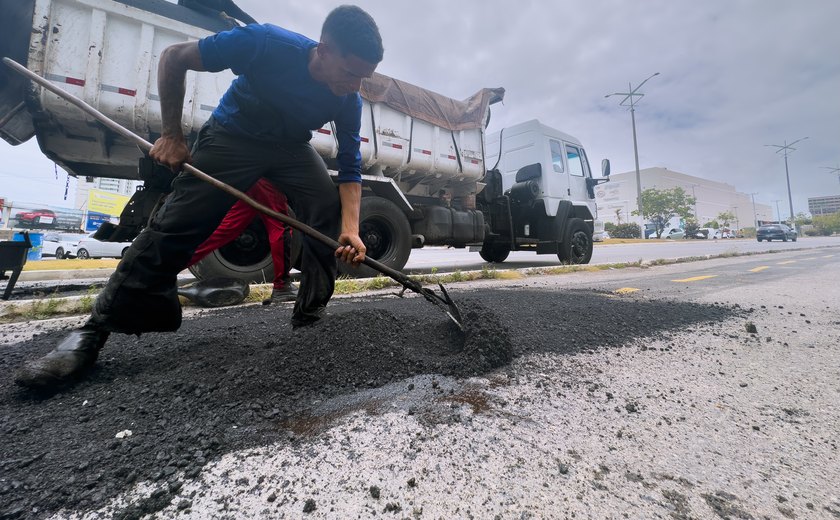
[{"xmin": 0, "ymin": 0, "xmax": 610, "ymax": 281}]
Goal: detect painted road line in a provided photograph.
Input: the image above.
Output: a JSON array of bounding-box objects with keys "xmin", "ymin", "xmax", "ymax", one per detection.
[
  {"xmin": 671, "ymin": 275, "xmax": 718, "ymax": 282},
  {"xmin": 777, "ymin": 261, "xmax": 797, "ymax": 265},
  {"xmin": 614, "ymin": 287, "xmax": 640, "ymax": 294},
  {"xmin": 824, "ymin": 255, "xmax": 835, "ymax": 259},
  {"xmin": 749, "ymin": 266, "xmax": 770, "ymax": 273}
]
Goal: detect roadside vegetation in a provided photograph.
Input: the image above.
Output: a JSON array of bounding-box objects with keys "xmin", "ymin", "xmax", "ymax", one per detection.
[{"xmin": 0, "ymin": 245, "xmax": 827, "ymax": 324}]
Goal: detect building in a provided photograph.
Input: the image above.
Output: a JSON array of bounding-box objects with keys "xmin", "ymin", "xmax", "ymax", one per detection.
[
  {"xmin": 808, "ymin": 195, "xmax": 840, "ymax": 216},
  {"xmin": 595, "ymin": 167, "xmax": 773, "ymax": 229}
]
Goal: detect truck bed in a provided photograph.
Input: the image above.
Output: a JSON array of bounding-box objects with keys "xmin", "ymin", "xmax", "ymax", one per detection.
[{"xmin": 0, "ymin": 0, "xmax": 503, "ymax": 195}]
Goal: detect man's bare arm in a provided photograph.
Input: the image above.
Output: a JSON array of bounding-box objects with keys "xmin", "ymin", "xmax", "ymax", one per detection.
[
  {"xmin": 150, "ymin": 41, "xmax": 206, "ymax": 171},
  {"xmin": 335, "ymin": 182, "xmax": 366, "ymax": 265}
]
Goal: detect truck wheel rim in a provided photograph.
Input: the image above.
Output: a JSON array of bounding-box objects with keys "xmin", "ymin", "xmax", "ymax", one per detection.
[
  {"xmin": 361, "ymin": 218, "xmax": 392, "ymax": 260},
  {"xmin": 569, "ymin": 231, "xmax": 590, "ymax": 262}
]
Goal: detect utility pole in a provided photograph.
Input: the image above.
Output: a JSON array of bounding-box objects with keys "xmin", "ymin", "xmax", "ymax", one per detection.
[
  {"xmin": 606, "ymin": 72, "xmax": 660, "ymax": 238},
  {"xmin": 750, "ymin": 192, "xmax": 758, "ymax": 228},
  {"xmin": 690, "ymin": 185, "xmax": 699, "ymax": 221},
  {"xmin": 773, "ymin": 200, "xmax": 783, "ymax": 223},
  {"xmin": 765, "ymin": 137, "xmax": 808, "ymax": 228}
]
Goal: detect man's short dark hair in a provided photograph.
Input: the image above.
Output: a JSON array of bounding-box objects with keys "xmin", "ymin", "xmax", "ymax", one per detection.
[{"xmin": 322, "ymin": 5, "xmax": 384, "ymax": 64}]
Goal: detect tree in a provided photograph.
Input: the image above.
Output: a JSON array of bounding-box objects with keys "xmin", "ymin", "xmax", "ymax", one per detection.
[
  {"xmin": 614, "ymin": 208, "xmax": 623, "ymax": 224},
  {"xmin": 794, "ymin": 212, "xmax": 812, "ymax": 228},
  {"xmin": 632, "ymin": 187, "xmax": 695, "ymax": 238},
  {"xmin": 716, "ymin": 211, "xmax": 736, "ymax": 231}
]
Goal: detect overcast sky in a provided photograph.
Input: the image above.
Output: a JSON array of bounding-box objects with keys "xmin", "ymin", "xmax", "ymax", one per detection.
[{"xmin": 2, "ymin": 0, "xmax": 838, "ymax": 218}]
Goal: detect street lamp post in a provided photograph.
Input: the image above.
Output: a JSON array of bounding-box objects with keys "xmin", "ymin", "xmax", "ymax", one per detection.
[
  {"xmin": 825, "ymin": 165, "xmax": 840, "ymax": 184},
  {"xmin": 773, "ymin": 200, "xmax": 783, "ymax": 223},
  {"xmin": 733, "ymin": 206, "xmax": 739, "ymax": 233},
  {"xmin": 765, "ymin": 137, "xmax": 808, "ymax": 227},
  {"xmin": 750, "ymin": 192, "xmax": 758, "ymax": 227},
  {"xmin": 606, "ymin": 72, "xmax": 660, "ymax": 238}
]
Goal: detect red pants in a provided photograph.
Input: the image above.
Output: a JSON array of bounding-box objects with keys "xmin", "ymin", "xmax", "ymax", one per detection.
[{"xmin": 187, "ymin": 179, "xmax": 291, "ymax": 289}]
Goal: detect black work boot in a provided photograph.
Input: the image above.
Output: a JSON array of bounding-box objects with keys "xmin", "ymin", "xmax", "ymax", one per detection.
[{"xmin": 14, "ymin": 326, "xmax": 110, "ymax": 389}]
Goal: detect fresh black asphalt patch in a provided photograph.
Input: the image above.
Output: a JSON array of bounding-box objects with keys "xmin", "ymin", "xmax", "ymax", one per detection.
[{"xmin": 0, "ymin": 288, "xmax": 737, "ymax": 518}]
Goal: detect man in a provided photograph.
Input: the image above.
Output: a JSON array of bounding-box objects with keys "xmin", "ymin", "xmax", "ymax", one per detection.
[
  {"xmin": 187, "ymin": 178, "xmax": 297, "ymax": 304},
  {"xmin": 15, "ymin": 5, "xmax": 383, "ymax": 389}
]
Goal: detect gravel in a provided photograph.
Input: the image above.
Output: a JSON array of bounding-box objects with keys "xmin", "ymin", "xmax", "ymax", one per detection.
[{"xmin": 1, "ymin": 254, "xmax": 837, "ymax": 519}]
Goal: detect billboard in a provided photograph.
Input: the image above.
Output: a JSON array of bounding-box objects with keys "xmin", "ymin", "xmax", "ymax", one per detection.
[
  {"xmin": 87, "ymin": 189, "xmax": 130, "ymax": 217},
  {"xmin": 9, "ymin": 203, "xmax": 84, "ymax": 232}
]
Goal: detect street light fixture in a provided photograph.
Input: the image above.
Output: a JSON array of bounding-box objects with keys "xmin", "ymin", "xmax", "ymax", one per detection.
[
  {"xmin": 825, "ymin": 165, "xmax": 840, "ymax": 183},
  {"xmin": 765, "ymin": 137, "xmax": 808, "ymax": 227},
  {"xmin": 606, "ymin": 72, "xmax": 660, "ymax": 238}
]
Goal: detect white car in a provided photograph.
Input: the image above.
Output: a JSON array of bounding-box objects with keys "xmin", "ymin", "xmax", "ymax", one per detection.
[
  {"xmin": 41, "ymin": 233, "xmax": 84, "ymax": 259},
  {"xmin": 593, "ymin": 230, "xmax": 610, "ymax": 242},
  {"xmin": 75, "ymin": 234, "xmax": 133, "ymax": 259}
]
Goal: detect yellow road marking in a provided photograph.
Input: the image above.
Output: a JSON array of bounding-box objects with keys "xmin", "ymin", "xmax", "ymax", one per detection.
[
  {"xmin": 671, "ymin": 275, "xmax": 718, "ymax": 282},
  {"xmin": 777, "ymin": 260, "xmax": 796, "ymax": 265},
  {"xmin": 614, "ymin": 287, "xmax": 640, "ymax": 294},
  {"xmin": 749, "ymin": 266, "xmax": 770, "ymax": 273}
]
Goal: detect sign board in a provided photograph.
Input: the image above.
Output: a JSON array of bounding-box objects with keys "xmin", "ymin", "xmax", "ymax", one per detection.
[
  {"xmin": 85, "ymin": 211, "xmax": 113, "ymax": 232},
  {"xmin": 87, "ymin": 189, "xmax": 130, "ymax": 217}
]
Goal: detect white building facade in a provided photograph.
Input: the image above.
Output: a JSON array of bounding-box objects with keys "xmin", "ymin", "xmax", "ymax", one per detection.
[{"xmin": 596, "ymin": 167, "xmax": 773, "ymax": 229}]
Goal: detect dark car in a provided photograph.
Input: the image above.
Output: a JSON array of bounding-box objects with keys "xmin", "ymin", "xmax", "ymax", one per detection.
[{"xmin": 756, "ymin": 224, "xmax": 797, "ymax": 242}]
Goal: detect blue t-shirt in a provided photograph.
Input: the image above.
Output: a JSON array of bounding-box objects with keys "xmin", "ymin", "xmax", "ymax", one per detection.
[{"xmin": 198, "ymin": 24, "xmax": 362, "ymax": 183}]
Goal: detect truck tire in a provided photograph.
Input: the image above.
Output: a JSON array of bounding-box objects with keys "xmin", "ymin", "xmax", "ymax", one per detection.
[
  {"xmin": 479, "ymin": 241, "xmax": 510, "ymax": 263},
  {"xmin": 188, "ymin": 215, "xmax": 303, "ymax": 284},
  {"xmin": 338, "ymin": 196, "xmax": 411, "ymax": 278},
  {"xmin": 558, "ymin": 218, "xmax": 593, "ymax": 264}
]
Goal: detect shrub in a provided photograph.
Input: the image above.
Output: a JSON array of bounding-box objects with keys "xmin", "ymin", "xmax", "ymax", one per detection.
[{"xmin": 612, "ymin": 223, "xmax": 641, "ymax": 238}]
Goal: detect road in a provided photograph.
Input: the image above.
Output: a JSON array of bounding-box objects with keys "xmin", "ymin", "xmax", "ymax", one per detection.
[
  {"xmin": 403, "ymin": 235, "xmax": 840, "ymax": 274},
  {"xmin": 1, "ymin": 246, "xmax": 839, "ymax": 519}
]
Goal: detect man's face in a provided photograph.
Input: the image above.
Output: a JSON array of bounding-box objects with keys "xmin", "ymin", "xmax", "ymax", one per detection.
[{"xmin": 318, "ymin": 44, "xmax": 378, "ymax": 96}]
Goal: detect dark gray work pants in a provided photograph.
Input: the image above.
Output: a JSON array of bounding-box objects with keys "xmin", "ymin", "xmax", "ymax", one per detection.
[{"xmin": 89, "ymin": 119, "xmax": 340, "ymax": 333}]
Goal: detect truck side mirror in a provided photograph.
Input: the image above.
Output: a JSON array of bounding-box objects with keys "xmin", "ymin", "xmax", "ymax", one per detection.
[{"xmin": 601, "ymin": 159, "xmax": 610, "ymax": 177}]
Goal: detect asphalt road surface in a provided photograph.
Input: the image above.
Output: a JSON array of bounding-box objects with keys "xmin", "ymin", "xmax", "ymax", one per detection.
[
  {"xmin": 1, "ymin": 246, "xmax": 839, "ymax": 519},
  {"xmin": 403, "ymin": 235, "xmax": 840, "ymax": 274}
]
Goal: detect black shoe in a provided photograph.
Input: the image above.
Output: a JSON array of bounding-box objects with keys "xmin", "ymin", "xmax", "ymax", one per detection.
[
  {"xmin": 291, "ymin": 306, "xmax": 326, "ymax": 329},
  {"xmin": 261, "ymin": 282, "xmax": 298, "ymax": 305},
  {"xmin": 178, "ymin": 278, "xmax": 250, "ymax": 308},
  {"xmin": 14, "ymin": 326, "xmax": 110, "ymax": 389}
]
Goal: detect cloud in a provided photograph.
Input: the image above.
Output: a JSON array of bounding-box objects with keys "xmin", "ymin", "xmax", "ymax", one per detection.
[{"xmin": 2, "ymin": 0, "xmax": 838, "ymax": 217}]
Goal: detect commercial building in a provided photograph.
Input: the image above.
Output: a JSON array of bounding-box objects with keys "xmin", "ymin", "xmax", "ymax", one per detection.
[
  {"xmin": 808, "ymin": 195, "xmax": 840, "ymax": 216},
  {"xmin": 595, "ymin": 167, "xmax": 773, "ymax": 229}
]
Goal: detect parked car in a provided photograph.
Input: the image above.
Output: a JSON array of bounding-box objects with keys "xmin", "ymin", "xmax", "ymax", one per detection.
[
  {"xmin": 756, "ymin": 224, "xmax": 797, "ymax": 242},
  {"xmin": 661, "ymin": 228, "xmax": 685, "ymax": 240},
  {"xmin": 15, "ymin": 209, "xmax": 57, "ymax": 227},
  {"xmin": 75, "ymin": 234, "xmax": 133, "ymax": 259},
  {"xmin": 593, "ymin": 230, "xmax": 610, "ymax": 242},
  {"xmin": 42, "ymin": 233, "xmax": 84, "ymax": 259},
  {"xmin": 695, "ymin": 227, "xmax": 722, "ymax": 239}
]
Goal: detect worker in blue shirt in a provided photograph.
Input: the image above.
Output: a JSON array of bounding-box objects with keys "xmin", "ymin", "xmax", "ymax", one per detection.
[{"xmin": 15, "ymin": 5, "xmax": 384, "ymax": 390}]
